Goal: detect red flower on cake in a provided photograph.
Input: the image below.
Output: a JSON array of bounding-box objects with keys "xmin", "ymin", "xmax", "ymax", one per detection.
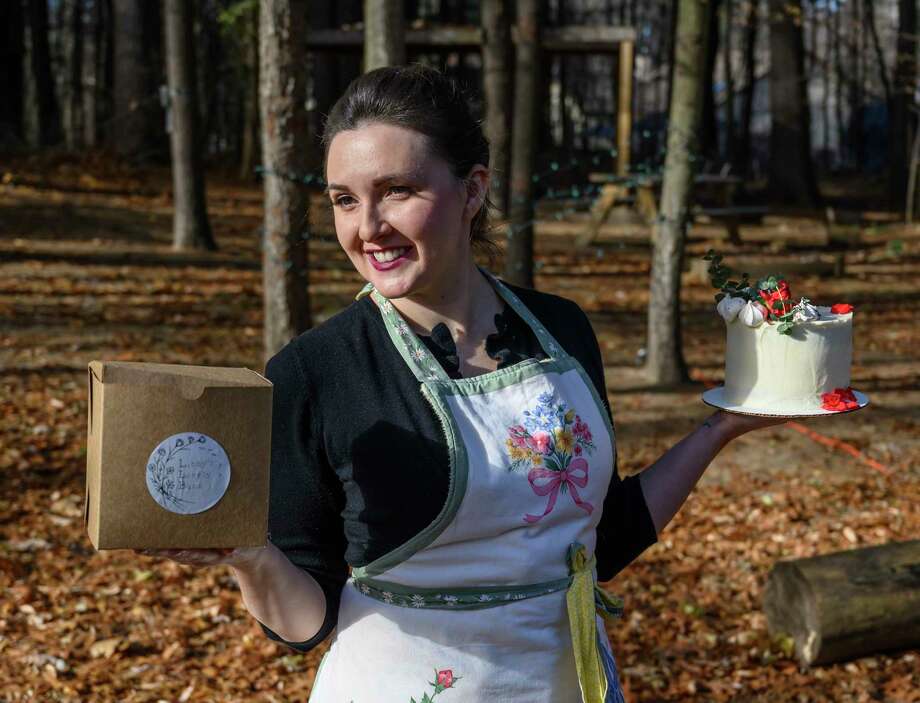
[
  {"xmin": 830, "ymin": 303, "xmax": 854, "ymax": 314},
  {"xmin": 758, "ymin": 280, "xmax": 793, "ymax": 318},
  {"xmin": 821, "ymin": 387, "xmax": 859, "ymax": 411}
]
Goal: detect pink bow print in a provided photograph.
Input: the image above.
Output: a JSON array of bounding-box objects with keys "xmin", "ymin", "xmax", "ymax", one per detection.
[{"xmin": 523, "ymin": 458, "xmax": 594, "ymax": 524}]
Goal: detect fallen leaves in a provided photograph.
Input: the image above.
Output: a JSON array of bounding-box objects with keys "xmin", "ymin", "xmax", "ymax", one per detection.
[{"xmin": 1, "ymin": 160, "xmax": 919, "ymax": 701}]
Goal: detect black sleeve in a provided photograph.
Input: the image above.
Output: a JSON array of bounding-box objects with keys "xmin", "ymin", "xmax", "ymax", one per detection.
[
  {"xmin": 567, "ymin": 304, "xmax": 658, "ymax": 582},
  {"xmin": 258, "ymin": 342, "xmax": 348, "ymax": 652}
]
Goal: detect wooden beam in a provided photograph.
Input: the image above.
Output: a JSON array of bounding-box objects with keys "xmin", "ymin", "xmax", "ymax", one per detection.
[
  {"xmin": 305, "ymin": 25, "xmax": 637, "ymax": 52},
  {"xmin": 616, "ymin": 40, "xmax": 634, "ymax": 175}
]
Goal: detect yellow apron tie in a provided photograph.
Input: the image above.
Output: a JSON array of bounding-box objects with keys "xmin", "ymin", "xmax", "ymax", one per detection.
[{"xmin": 567, "ymin": 542, "xmax": 624, "ymax": 703}]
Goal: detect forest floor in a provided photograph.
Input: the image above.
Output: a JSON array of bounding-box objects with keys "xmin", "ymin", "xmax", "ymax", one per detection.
[{"xmin": 1, "ymin": 154, "xmax": 918, "ymax": 702}]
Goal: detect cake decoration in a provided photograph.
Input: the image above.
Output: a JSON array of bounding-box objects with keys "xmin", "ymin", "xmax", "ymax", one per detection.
[{"xmin": 700, "ymin": 250, "xmax": 867, "ymax": 416}]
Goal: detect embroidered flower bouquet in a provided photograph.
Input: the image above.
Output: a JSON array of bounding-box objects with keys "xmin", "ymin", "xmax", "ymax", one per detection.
[
  {"xmin": 700, "ymin": 251, "xmax": 868, "ymax": 417},
  {"xmin": 506, "ymin": 392, "xmax": 598, "ymax": 523}
]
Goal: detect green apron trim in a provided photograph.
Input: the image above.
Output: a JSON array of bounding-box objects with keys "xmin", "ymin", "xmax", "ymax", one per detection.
[
  {"xmin": 350, "ymin": 380, "xmax": 468, "ymax": 579},
  {"xmin": 351, "ymin": 573, "xmax": 573, "ymax": 610}
]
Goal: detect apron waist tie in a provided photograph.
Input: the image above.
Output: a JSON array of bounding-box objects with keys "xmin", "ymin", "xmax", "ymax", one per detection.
[{"xmin": 566, "ymin": 542, "xmax": 624, "ymax": 703}]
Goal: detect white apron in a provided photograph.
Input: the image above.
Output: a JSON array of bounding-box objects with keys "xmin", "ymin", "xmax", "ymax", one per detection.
[{"xmin": 309, "ymin": 274, "xmax": 626, "ymax": 703}]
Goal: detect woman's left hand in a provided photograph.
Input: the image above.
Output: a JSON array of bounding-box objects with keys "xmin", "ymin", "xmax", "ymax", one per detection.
[{"xmin": 707, "ymin": 409, "xmax": 788, "ymax": 443}]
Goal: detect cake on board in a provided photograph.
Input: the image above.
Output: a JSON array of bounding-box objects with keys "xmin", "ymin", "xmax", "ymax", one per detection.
[{"xmin": 699, "ymin": 251, "xmax": 868, "ymax": 417}]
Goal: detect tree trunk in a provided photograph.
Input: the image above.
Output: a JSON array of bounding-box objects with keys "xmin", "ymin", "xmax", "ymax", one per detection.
[
  {"xmin": 863, "ymin": 0, "xmax": 892, "ymax": 106},
  {"xmin": 722, "ymin": 0, "xmax": 735, "ymax": 168},
  {"xmin": 701, "ymin": 0, "xmax": 722, "ymax": 164},
  {"xmin": 113, "ymin": 0, "xmax": 152, "ymax": 157},
  {"xmin": 363, "ymin": 0, "xmax": 405, "ymax": 71},
  {"xmin": 504, "ymin": 0, "xmax": 540, "ymax": 289},
  {"xmin": 26, "ymin": 0, "xmax": 61, "ymax": 147},
  {"xmin": 735, "ymin": 0, "xmax": 758, "ymax": 177},
  {"xmin": 821, "ymin": 4, "xmax": 831, "ymax": 164},
  {"xmin": 239, "ymin": 7, "xmax": 260, "ymax": 181},
  {"xmin": 481, "ymin": 0, "xmax": 512, "ymax": 216},
  {"xmin": 260, "ymin": 0, "xmax": 311, "ymax": 362},
  {"xmin": 99, "ymin": 0, "xmax": 115, "ymax": 143},
  {"xmin": 890, "ymin": 0, "xmax": 917, "ymax": 213},
  {"xmin": 0, "ymin": 0, "xmax": 25, "ymax": 146},
  {"xmin": 764, "ymin": 540, "xmax": 920, "ymax": 666},
  {"xmin": 164, "ymin": 0, "xmax": 215, "ymax": 252},
  {"xmin": 61, "ymin": 0, "xmax": 84, "ymax": 150},
  {"xmin": 833, "ymin": 0, "xmax": 845, "ymax": 167},
  {"xmin": 849, "ymin": 0, "xmax": 865, "ymax": 167},
  {"xmin": 82, "ymin": 0, "xmax": 101, "ymax": 147},
  {"xmin": 644, "ymin": 0, "xmax": 712, "ymax": 386},
  {"xmin": 767, "ymin": 0, "xmax": 820, "ymax": 207}
]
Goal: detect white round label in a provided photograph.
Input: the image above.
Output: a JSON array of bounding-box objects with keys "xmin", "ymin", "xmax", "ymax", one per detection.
[{"xmin": 145, "ymin": 433, "xmax": 231, "ymax": 515}]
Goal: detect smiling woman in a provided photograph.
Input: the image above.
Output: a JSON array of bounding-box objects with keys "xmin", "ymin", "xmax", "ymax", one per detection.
[{"xmin": 139, "ymin": 64, "xmax": 784, "ymax": 703}]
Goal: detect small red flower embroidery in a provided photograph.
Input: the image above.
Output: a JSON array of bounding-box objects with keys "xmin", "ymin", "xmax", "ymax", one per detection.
[
  {"xmin": 436, "ymin": 670, "xmax": 454, "ymax": 689},
  {"xmin": 830, "ymin": 303, "xmax": 854, "ymax": 314},
  {"xmin": 821, "ymin": 387, "xmax": 859, "ymax": 411}
]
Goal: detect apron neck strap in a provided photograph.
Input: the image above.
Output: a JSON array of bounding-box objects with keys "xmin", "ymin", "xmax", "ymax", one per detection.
[{"xmin": 358, "ymin": 268, "xmax": 567, "ymax": 383}]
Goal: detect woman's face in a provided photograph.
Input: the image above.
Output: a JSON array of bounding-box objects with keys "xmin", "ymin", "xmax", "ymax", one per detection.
[{"xmin": 325, "ymin": 122, "xmax": 485, "ymax": 301}]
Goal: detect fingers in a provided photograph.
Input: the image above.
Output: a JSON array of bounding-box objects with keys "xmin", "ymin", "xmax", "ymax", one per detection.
[{"xmin": 134, "ymin": 548, "xmax": 230, "ymax": 566}]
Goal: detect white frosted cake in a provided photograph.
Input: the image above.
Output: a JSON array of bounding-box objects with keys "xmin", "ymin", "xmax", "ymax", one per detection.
[
  {"xmin": 701, "ymin": 252, "xmax": 865, "ymax": 415},
  {"xmin": 723, "ymin": 307, "xmax": 853, "ymax": 413}
]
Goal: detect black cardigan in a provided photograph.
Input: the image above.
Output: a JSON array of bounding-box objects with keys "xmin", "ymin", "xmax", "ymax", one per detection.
[{"xmin": 261, "ymin": 282, "xmax": 657, "ymax": 651}]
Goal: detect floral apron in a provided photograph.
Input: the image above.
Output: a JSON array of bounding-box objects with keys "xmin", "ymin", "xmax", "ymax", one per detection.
[{"xmin": 308, "ymin": 274, "xmax": 626, "ymax": 703}]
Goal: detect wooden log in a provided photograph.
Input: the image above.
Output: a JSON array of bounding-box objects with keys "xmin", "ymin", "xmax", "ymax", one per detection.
[{"xmin": 763, "ymin": 540, "xmax": 920, "ymax": 667}]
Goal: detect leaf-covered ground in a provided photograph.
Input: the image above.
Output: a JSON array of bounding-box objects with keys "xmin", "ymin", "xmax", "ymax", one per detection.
[{"xmin": 1, "ymin": 156, "xmax": 918, "ymax": 702}]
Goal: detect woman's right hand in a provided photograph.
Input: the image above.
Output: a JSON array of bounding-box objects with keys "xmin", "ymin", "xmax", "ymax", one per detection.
[{"xmin": 135, "ymin": 546, "xmax": 267, "ymax": 570}]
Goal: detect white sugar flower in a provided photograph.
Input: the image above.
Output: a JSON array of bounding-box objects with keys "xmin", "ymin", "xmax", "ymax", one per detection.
[
  {"xmin": 738, "ymin": 300, "xmax": 765, "ymax": 328},
  {"xmin": 792, "ymin": 298, "xmax": 819, "ymax": 324},
  {"xmin": 717, "ymin": 295, "xmax": 746, "ymax": 322}
]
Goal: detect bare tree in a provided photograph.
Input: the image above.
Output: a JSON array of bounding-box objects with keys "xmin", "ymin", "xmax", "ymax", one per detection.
[
  {"xmin": 82, "ymin": 0, "xmax": 102, "ymax": 147},
  {"xmin": 722, "ymin": 0, "xmax": 736, "ymax": 165},
  {"xmin": 644, "ymin": 0, "xmax": 713, "ymax": 386},
  {"xmin": 735, "ymin": 0, "xmax": 758, "ymax": 177},
  {"xmin": 701, "ymin": 0, "xmax": 722, "ymax": 164},
  {"xmin": 260, "ymin": 0, "xmax": 311, "ymax": 361},
  {"xmin": 0, "ymin": 1, "xmax": 25, "ymax": 146},
  {"xmin": 60, "ymin": 0, "xmax": 84, "ymax": 150},
  {"xmin": 767, "ymin": 0, "xmax": 820, "ymax": 207},
  {"xmin": 363, "ymin": 0, "xmax": 405, "ymax": 71},
  {"xmin": 26, "ymin": 0, "xmax": 60, "ymax": 147},
  {"xmin": 863, "ymin": 0, "xmax": 892, "ymax": 106},
  {"xmin": 113, "ymin": 0, "xmax": 159, "ymax": 157},
  {"xmin": 505, "ymin": 0, "xmax": 540, "ymax": 289},
  {"xmin": 164, "ymin": 0, "xmax": 215, "ymax": 251},
  {"xmin": 239, "ymin": 6, "xmax": 260, "ymax": 180},
  {"xmin": 890, "ymin": 0, "xmax": 917, "ymax": 212},
  {"xmin": 481, "ymin": 0, "xmax": 512, "ymax": 216}
]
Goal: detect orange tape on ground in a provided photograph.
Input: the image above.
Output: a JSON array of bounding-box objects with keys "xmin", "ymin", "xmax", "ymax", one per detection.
[{"xmin": 785, "ymin": 421, "xmax": 893, "ymax": 476}]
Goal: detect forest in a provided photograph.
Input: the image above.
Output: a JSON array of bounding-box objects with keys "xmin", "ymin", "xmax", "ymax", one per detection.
[{"xmin": 1, "ymin": 0, "xmax": 918, "ymax": 701}]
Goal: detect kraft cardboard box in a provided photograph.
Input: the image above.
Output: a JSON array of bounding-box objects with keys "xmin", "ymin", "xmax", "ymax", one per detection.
[{"xmin": 85, "ymin": 361, "xmax": 272, "ymax": 550}]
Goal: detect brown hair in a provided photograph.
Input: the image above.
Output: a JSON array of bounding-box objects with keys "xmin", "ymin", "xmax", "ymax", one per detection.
[{"xmin": 322, "ymin": 64, "xmax": 496, "ymax": 256}]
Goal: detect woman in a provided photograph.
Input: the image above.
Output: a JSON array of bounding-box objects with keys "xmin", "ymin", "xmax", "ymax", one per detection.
[{"xmin": 145, "ymin": 65, "xmax": 780, "ymax": 702}]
